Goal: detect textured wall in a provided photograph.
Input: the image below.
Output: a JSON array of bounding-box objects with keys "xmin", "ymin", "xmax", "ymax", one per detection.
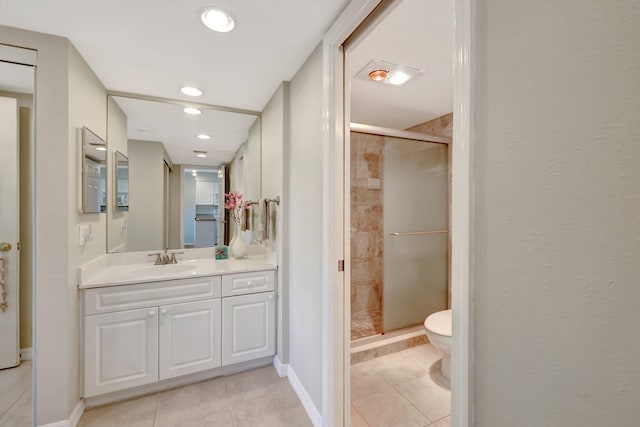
[{"xmin": 474, "ymin": 1, "xmax": 640, "ymax": 425}]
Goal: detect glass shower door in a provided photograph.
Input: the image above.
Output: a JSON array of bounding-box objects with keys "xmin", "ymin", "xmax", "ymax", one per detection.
[{"xmin": 383, "ymin": 137, "xmax": 448, "ymax": 332}]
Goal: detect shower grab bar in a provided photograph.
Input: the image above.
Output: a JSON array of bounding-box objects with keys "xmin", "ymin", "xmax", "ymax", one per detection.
[{"xmin": 389, "ymin": 230, "xmax": 448, "ymax": 236}]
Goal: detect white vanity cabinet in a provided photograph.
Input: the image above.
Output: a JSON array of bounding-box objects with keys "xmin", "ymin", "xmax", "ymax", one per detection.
[
  {"xmin": 84, "ymin": 307, "xmax": 159, "ymax": 397},
  {"xmin": 82, "ymin": 268, "xmax": 276, "ymax": 398}
]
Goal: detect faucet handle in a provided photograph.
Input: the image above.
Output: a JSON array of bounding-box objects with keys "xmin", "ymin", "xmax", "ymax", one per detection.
[
  {"xmin": 148, "ymin": 252, "xmax": 162, "ymax": 265},
  {"xmin": 170, "ymin": 251, "xmax": 184, "ymax": 264}
]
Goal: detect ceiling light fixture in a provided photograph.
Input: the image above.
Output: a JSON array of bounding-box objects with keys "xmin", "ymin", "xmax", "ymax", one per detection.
[
  {"xmin": 197, "ymin": 134, "xmax": 211, "ymax": 140},
  {"xmin": 183, "ymin": 107, "xmax": 202, "ymax": 115},
  {"xmin": 368, "ymin": 69, "xmax": 388, "ymax": 82},
  {"xmin": 200, "ymin": 8, "xmax": 235, "ymax": 33},
  {"xmin": 95, "ymin": 147, "xmax": 106, "ymax": 151},
  {"xmin": 388, "ymin": 71, "xmax": 410, "ymax": 85},
  {"xmin": 194, "ymin": 150, "xmax": 208, "ymax": 158},
  {"xmin": 181, "ymin": 86, "xmax": 203, "ymax": 97},
  {"xmin": 192, "ymin": 171, "xmax": 197, "ymax": 176}
]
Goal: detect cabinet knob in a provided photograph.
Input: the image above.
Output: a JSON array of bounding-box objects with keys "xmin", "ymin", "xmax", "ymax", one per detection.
[
  {"xmin": 160, "ymin": 308, "xmax": 168, "ymax": 315},
  {"xmin": 148, "ymin": 310, "xmax": 156, "ymax": 317},
  {"xmin": 268, "ymin": 295, "xmax": 273, "ymax": 300},
  {"xmin": 247, "ymin": 281, "xmax": 252, "ymax": 286}
]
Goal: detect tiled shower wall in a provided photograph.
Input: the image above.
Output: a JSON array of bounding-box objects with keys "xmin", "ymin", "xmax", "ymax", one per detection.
[
  {"xmin": 350, "ymin": 113, "xmax": 453, "ymax": 341},
  {"xmin": 350, "ymin": 132, "xmax": 384, "ymax": 340}
]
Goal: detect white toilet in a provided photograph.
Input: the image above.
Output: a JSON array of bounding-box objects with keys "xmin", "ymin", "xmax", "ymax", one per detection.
[{"xmin": 424, "ymin": 309, "xmax": 452, "ymax": 383}]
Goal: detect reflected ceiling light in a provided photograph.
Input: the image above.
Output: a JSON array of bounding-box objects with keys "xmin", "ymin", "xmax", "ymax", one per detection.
[
  {"xmin": 183, "ymin": 107, "xmax": 202, "ymax": 115},
  {"xmin": 181, "ymin": 86, "xmax": 204, "ymax": 97},
  {"xmin": 194, "ymin": 150, "xmax": 208, "ymax": 158},
  {"xmin": 197, "ymin": 134, "xmax": 211, "ymax": 140},
  {"xmin": 200, "ymin": 8, "xmax": 235, "ymax": 33},
  {"xmin": 368, "ymin": 69, "xmax": 388, "ymax": 82},
  {"xmin": 192, "ymin": 171, "xmax": 197, "ymax": 176},
  {"xmin": 388, "ymin": 71, "xmax": 410, "ymax": 85},
  {"xmin": 95, "ymin": 147, "xmax": 106, "ymax": 151}
]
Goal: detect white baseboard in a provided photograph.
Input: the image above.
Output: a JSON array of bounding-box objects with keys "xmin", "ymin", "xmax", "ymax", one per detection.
[
  {"xmin": 287, "ymin": 366, "xmax": 322, "ymax": 427},
  {"xmin": 273, "ymin": 355, "xmax": 288, "ymax": 377},
  {"xmin": 39, "ymin": 399, "xmax": 84, "ymax": 427},
  {"xmin": 20, "ymin": 347, "xmax": 33, "ymax": 361}
]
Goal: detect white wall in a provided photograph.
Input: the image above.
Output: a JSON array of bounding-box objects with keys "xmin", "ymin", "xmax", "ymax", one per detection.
[
  {"xmin": 106, "ymin": 97, "xmax": 128, "ymax": 252},
  {"xmin": 473, "ymin": 1, "xmax": 640, "ymax": 425},
  {"xmin": 261, "ymin": 82, "xmax": 290, "ymax": 363},
  {"xmin": 287, "ymin": 44, "xmax": 324, "ymax": 410},
  {"xmin": 127, "ymin": 139, "xmax": 165, "ymax": 252}
]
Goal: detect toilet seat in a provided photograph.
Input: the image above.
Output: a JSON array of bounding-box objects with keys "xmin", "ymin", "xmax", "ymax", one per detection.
[{"xmin": 424, "ymin": 309, "xmax": 452, "ymax": 337}]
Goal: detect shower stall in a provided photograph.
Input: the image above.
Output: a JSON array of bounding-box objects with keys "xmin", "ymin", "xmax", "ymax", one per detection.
[{"xmin": 350, "ymin": 125, "xmax": 449, "ymax": 341}]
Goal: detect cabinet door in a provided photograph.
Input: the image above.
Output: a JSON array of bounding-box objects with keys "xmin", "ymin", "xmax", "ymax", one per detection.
[
  {"xmin": 85, "ymin": 308, "xmax": 158, "ymax": 397},
  {"xmin": 195, "ymin": 181, "xmax": 214, "ymax": 205},
  {"xmin": 159, "ymin": 299, "xmax": 222, "ymax": 380},
  {"xmin": 222, "ymin": 292, "xmax": 275, "ymax": 366}
]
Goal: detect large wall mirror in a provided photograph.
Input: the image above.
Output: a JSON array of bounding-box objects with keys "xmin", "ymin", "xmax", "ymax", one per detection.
[{"xmin": 106, "ymin": 95, "xmax": 261, "ymax": 253}]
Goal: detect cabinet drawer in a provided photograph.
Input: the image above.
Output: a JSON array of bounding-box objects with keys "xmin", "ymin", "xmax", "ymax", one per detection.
[
  {"xmin": 221, "ymin": 270, "xmax": 275, "ymax": 297},
  {"xmin": 84, "ymin": 276, "xmax": 222, "ymax": 315}
]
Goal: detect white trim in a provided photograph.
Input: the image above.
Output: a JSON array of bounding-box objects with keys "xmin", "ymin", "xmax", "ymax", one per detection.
[
  {"xmin": 287, "ymin": 365, "xmax": 322, "ymax": 427},
  {"xmin": 322, "ymin": 2, "xmax": 384, "ymax": 426},
  {"xmin": 20, "ymin": 347, "xmax": 33, "ymax": 361},
  {"xmin": 38, "ymin": 400, "xmax": 84, "ymax": 427},
  {"xmin": 272, "ymin": 355, "xmax": 288, "ymax": 377},
  {"xmin": 451, "ymin": 0, "xmax": 475, "ymax": 426},
  {"xmin": 324, "ymin": 0, "xmax": 474, "ymax": 426}
]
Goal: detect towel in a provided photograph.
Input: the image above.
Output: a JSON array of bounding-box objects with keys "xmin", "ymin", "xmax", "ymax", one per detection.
[{"xmin": 258, "ymin": 198, "xmax": 268, "ymax": 241}]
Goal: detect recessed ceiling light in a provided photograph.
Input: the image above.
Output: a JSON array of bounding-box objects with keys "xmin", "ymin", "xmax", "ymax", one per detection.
[
  {"xmin": 95, "ymin": 147, "xmax": 106, "ymax": 151},
  {"xmin": 368, "ymin": 69, "xmax": 388, "ymax": 82},
  {"xmin": 388, "ymin": 71, "xmax": 410, "ymax": 85},
  {"xmin": 183, "ymin": 107, "xmax": 202, "ymax": 115},
  {"xmin": 181, "ymin": 86, "xmax": 203, "ymax": 97},
  {"xmin": 194, "ymin": 150, "xmax": 208, "ymax": 158},
  {"xmin": 200, "ymin": 8, "xmax": 235, "ymax": 33},
  {"xmin": 196, "ymin": 153, "xmax": 207, "ymax": 158},
  {"xmin": 197, "ymin": 134, "xmax": 211, "ymax": 140}
]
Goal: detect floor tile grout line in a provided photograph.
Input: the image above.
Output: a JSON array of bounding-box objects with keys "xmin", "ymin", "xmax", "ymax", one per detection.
[
  {"xmin": 392, "ymin": 382, "xmax": 435, "ymax": 425},
  {"xmin": 0, "ymin": 387, "xmax": 29, "ymax": 424},
  {"xmin": 151, "ymin": 394, "xmax": 160, "ymax": 427}
]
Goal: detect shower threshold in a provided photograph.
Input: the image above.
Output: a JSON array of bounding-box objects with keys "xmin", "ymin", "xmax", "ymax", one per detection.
[{"xmin": 351, "ymin": 324, "xmax": 427, "ymax": 364}]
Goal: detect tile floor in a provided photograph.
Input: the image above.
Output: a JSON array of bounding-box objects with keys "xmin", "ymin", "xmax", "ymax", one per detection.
[
  {"xmin": 79, "ymin": 365, "xmax": 312, "ymax": 427},
  {"xmin": 351, "ymin": 344, "xmax": 450, "ymax": 427},
  {"xmin": 0, "ymin": 361, "xmax": 32, "ymax": 427}
]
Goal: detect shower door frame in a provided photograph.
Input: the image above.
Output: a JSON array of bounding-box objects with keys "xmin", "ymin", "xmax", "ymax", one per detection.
[{"xmin": 321, "ymin": 0, "xmax": 475, "ymax": 426}]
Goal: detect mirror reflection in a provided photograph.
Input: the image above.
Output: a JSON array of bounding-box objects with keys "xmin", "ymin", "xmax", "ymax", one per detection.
[
  {"xmin": 114, "ymin": 151, "xmax": 129, "ymax": 212},
  {"xmin": 106, "ymin": 95, "xmax": 261, "ymax": 253},
  {"xmin": 0, "ymin": 57, "xmax": 34, "ymax": 425},
  {"xmin": 81, "ymin": 126, "xmax": 107, "ymax": 214}
]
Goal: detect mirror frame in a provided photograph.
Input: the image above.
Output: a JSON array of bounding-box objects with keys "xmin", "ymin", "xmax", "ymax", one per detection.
[{"xmin": 81, "ymin": 126, "xmax": 107, "ymax": 214}]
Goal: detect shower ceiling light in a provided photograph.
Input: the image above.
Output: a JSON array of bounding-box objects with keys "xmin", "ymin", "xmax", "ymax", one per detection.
[
  {"xmin": 200, "ymin": 8, "xmax": 235, "ymax": 33},
  {"xmin": 197, "ymin": 134, "xmax": 211, "ymax": 140},
  {"xmin": 181, "ymin": 86, "xmax": 203, "ymax": 97},
  {"xmin": 194, "ymin": 150, "xmax": 208, "ymax": 158},
  {"xmin": 355, "ymin": 59, "xmax": 425, "ymax": 86},
  {"xmin": 368, "ymin": 69, "xmax": 388, "ymax": 82},
  {"xmin": 183, "ymin": 107, "xmax": 202, "ymax": 115},
  {"xmin": 388, "ymin": 71, "xmax": 410, "ymax": 85}
]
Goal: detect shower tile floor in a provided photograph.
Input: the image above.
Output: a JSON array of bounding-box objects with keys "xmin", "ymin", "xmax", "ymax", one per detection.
[
  {"xmin": 351, "ymin": 309, "xmax": 382, "ymax": 340},
  {"xmin": 351, "ymin": 344, "xmax": 450, "ymax": 427},
  {"xmin": 0, "ymin": 361, "xmax": 32, "ymax": 427}
]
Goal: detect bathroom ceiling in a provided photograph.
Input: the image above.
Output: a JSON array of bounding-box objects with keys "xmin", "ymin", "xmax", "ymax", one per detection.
[{"xmin": 349, "ymin": 0, "xmax": 454, "ymax": 129}]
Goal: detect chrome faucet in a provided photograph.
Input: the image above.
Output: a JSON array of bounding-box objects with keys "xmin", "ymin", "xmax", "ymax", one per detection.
[{"xmin": 148, "ymin": 249, "xmax": 184, "ymax": 265}]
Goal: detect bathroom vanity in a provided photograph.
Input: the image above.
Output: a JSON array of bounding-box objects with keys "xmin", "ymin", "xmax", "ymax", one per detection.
[{"xmin": 78, "ymin": 251, "xmax": 277, "ymax": 399}]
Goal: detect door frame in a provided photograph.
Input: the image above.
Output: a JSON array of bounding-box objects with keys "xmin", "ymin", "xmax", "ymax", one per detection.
[{"xmin": 321, "ymin": 0, "xmax": 475, "ymax": 425}]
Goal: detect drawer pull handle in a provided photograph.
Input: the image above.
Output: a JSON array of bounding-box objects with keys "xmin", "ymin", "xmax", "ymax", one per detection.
[
  {"xmin": 148, "ymin": 310, "xmax": 156, "ymax": 317},
  {"xmin": 160, "ymin": 308, "xmax": 168, "ymax": 315}
]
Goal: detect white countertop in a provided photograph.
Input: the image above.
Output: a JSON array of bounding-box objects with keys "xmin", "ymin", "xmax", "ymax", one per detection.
[{"xmin": 78, "ymin": 247, "xmax": 277, "ymax": 289}]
